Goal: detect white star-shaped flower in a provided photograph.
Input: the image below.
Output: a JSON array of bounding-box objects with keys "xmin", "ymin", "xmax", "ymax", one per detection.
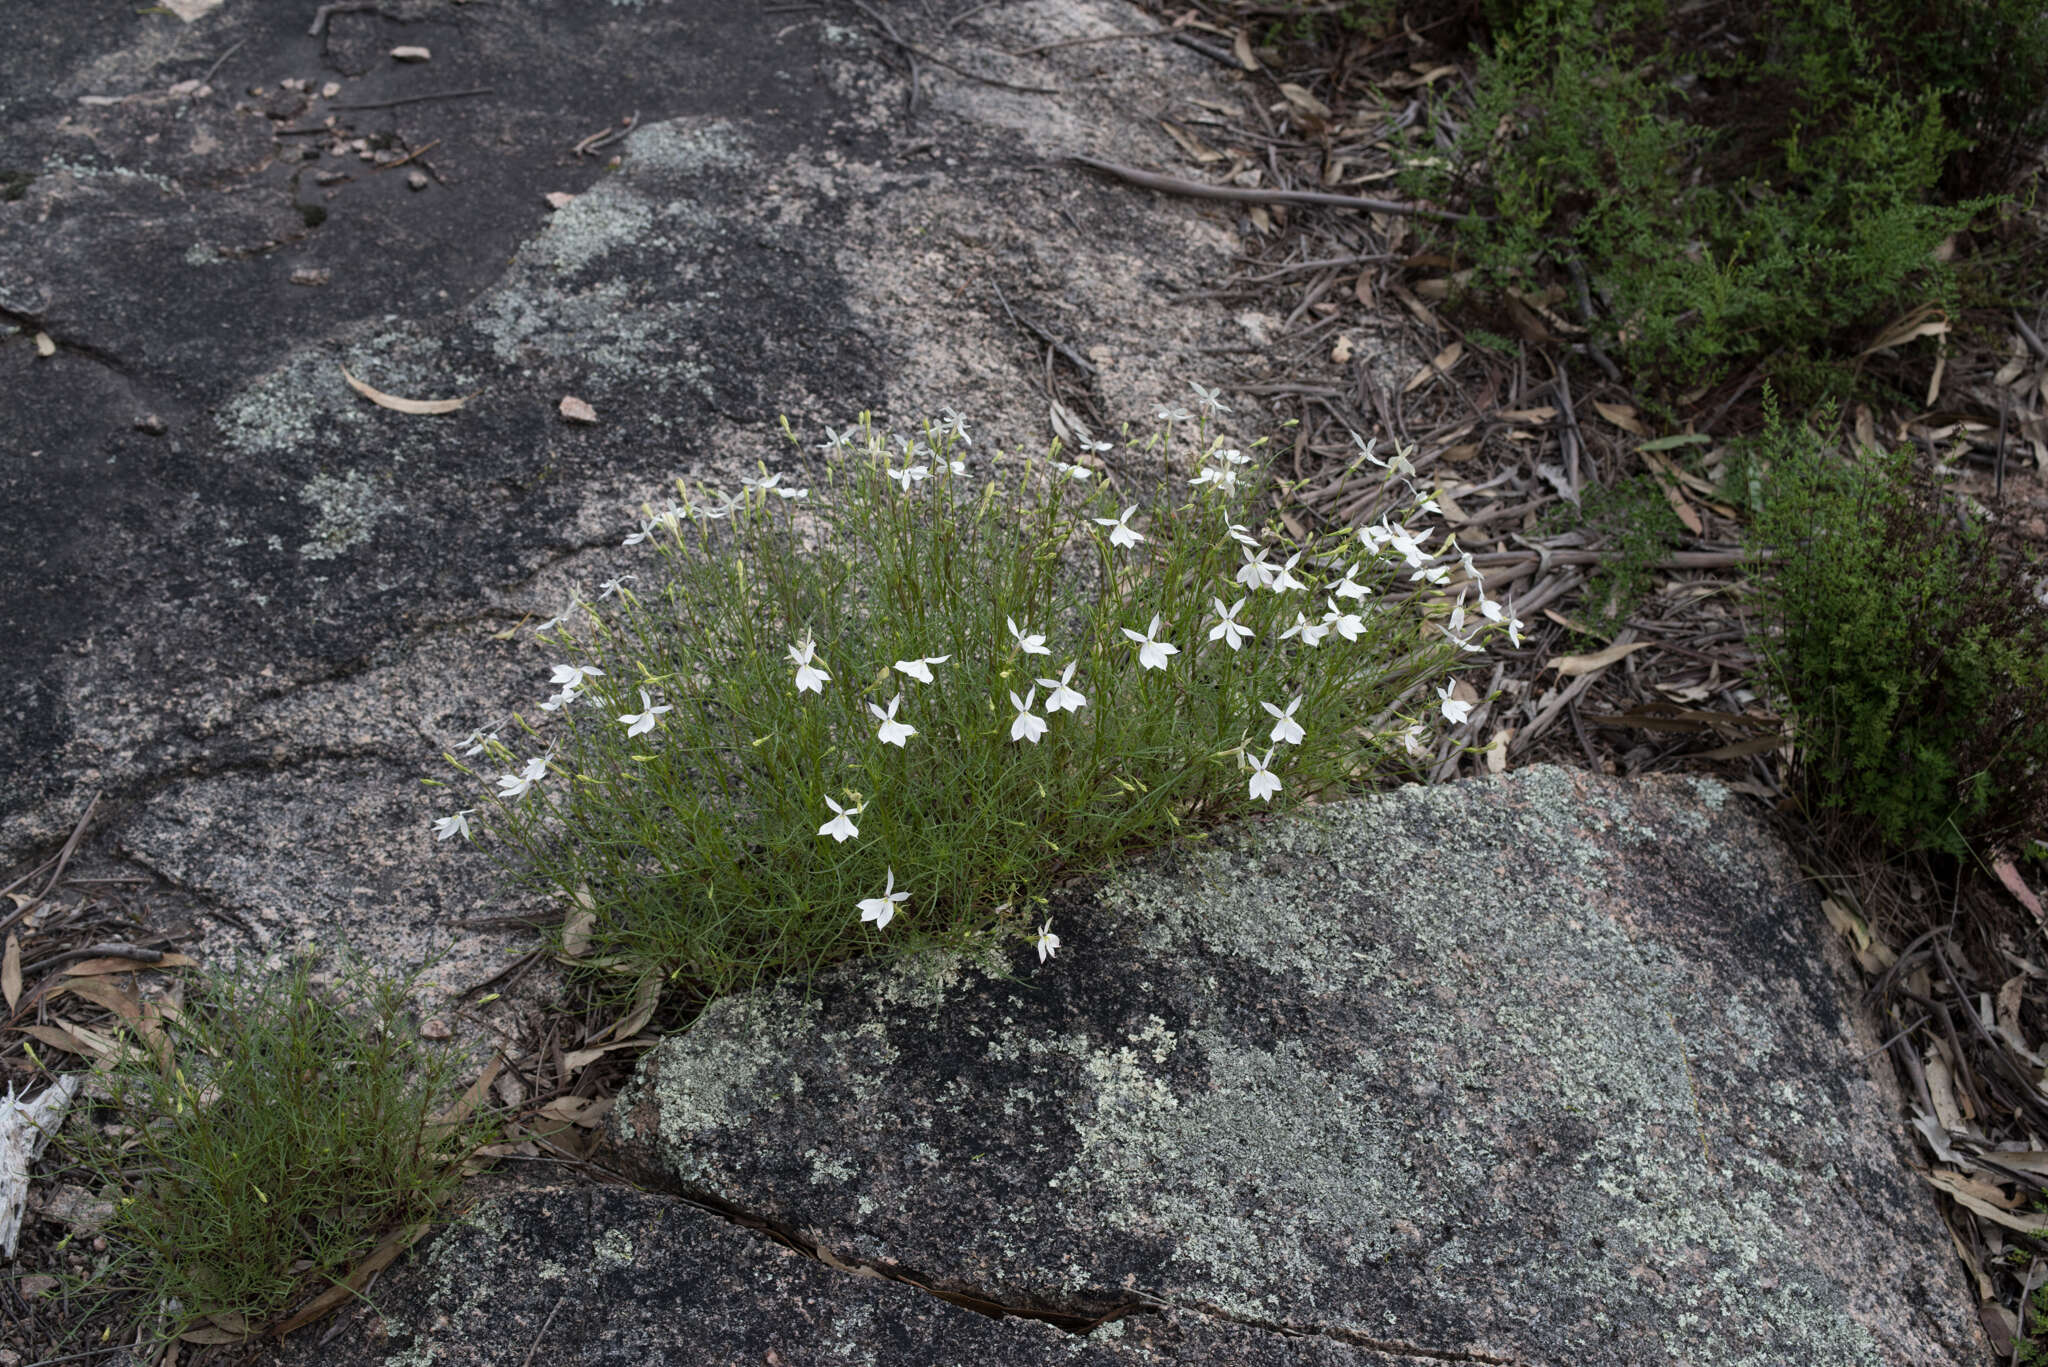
[
  {"xmin": 1410, "ymin": 562, "xmax": 1452, "ymax": 586},
  {"xmin": 1437, "ymin": 681, "xmax": 1474, "ymax": 725},
  {"xmin": 1155, "ymin": 404, "xmax": 1193, "ymax": 423},
  {"xmin": 1266, "ymin": 551, "xmax": 1308, "ymax": 594},
  {"xmin": 789, "ymin": 638, "xmax": 831, "ymax": 694},
  {"xmin": 1007, "ymin": 617, "xmax": 1051, "ymax": 656},
  {"xmin": 597, "ymin": 575, "xmax": 636, "ymax": 600},
  {"xmin": 1189, "ymin": 465, "xmax": 1239, "ymax": 493},
  {"xmin": 432, "ymin": 810, "xmax": 475, "ymax": 842},
  {"xmin": 495, "ymin": 756, "xmax": 548, "ymax": 800},
  {"xmin": 1121, "ymin": 614, "xmax": 1179, "ymax": 670},
  {"xmin": 457, "ymin": 728, "xmax": 498, "ymax": 758},
  {"xmin": 619, "ymin": 689, "xmax": 672, "ymax": 737},
  {"xmin": 1189, "ymin": 381, "xmax": 1232, "ymax": 415},
  {"xmin": 893, "ymin": 654, "xmax": 950, "ymax": 685},
  {"xmin": 1208, "ymin": 597, "xmax": 1254, "ymax": 651},
  {"xmin": 1333, "ymin": 562, "xmax": 1371, "ymax": 601},
  {"xmin": 551, "ymin": 664, "xmax": 605, "ymax": 689},
  {"xmin": 887, "ymin": 464, "xmax": 931, "ymax": 491},
  {"xmin": 1094, "ymin": 504, "xmax": 1145, "ymax": 550},
  {"xmin": 1009, "ymin": 688, "xmax": 1048, "ymax": 744},
  {"xmin": 1247, "ymin": 748, "xmax": 1282, "ymax": 802},
  {"xmin": 535, "ymin": 600, "xmax": 583, "ymax": 634},
  {"xmin": 818, "ymin": 795, "xmax": 862, "ymax": 843},
  {"xmin": 1236, "ymin": 546, "xmax": 1276, "ymax": 591},
  {"xmin": 1279, "ymin": 612, "xmax": 1330, "ymax": 647},
  {"xmin": 1262, "ymin": 695, "xmax": 1306, "ymax": 746},
  {"xmin": 868, "ymin": 693, "xmax": 916, "ymax": 747},
  {"xmin": 858, "ymin": 868, "xmax": 910, "ymax": 929},
  {"xmin": 1398, "ymin": 723, "xmax": 1431, "ymax": 759},
  {"xmin": 1033, "ymin": 920, "xmax": 1060, "ymax": 963},
  {"xmin": 1323, "ymin": 597, "xmax": 1366, "ymax": 642},
  {"xmin": 937, "ymin": 407, "xmax": 972, "ymax": 446},
  {"xmin": 1036, "ymin": 661, "xmax": 1087, "ymax": 714},
  {"xmin": 1050, "ymin": 460, "xmax": 1095, "ymax": 481}
]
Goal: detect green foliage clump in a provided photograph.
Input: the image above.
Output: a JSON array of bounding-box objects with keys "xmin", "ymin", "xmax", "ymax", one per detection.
[
  {"xmin": 451, "ymin": 414, "xmax": 1485, "ymax": 996},
  {"xmin": 1751, "ymin": 400, "xmax": 2048, "ymax": 857},
  {"xmin": 1410, "ymin": 0, "xmax": 2038, "ymax": 394},
  {"xmin": 1544, "ymin": 473, "xmax": 1683, "ymax": 635},
  {"xmin": 60, "ymin": 962, "xmax": 483, "ymax": 1341}
]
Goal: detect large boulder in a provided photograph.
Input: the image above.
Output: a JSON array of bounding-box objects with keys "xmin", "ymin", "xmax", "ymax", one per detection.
[
  {"xmin": 283, "ymin": 1183, "xmax": 1440, "ymax": 1367},
  {"xmin": 605, "ymin": 767, "xmax": 1979, "ymax": 1365}
]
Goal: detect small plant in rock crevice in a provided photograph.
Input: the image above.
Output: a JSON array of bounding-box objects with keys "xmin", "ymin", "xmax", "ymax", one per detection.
[
  {"xmin": 53, "ymin": 959, "xmax": 487, "ymax": 1344},
  {"xmin": 435, "ymin": 395, "xmax": 1525, "ymax": 997}
]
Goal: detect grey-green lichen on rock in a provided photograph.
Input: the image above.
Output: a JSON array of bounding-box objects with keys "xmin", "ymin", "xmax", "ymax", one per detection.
[
  {"xmin": 297, "ymin": 470, "xmax": 396, "ymax": 560},
  {"xmin": 611, "ymin": 768, "xmax": 1971, "ymax": 1365}
]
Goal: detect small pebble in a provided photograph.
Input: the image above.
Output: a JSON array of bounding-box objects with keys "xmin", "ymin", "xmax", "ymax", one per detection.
[
  {"xmin": 559, "ymin": 395, "xmax": 598, "ymax": 425},
  {"xmin": 421, "ymin": 1018, "xmax": 452, "ymax": 1040},
  {"xmin": 321, "ymin": 81, "xmax": 341, "ymax": 99},
  {"xmin": 289, "ymin": 268, "xmax": 330, "ymax": 287},
  {"xmin": 134, "ymin": 414, "xmax": 166, "ymax": 436},
  {"xmin": 390, "ymin": 45, "xmax": 431, "ymax": 62},
  {"xmin": 407, "ymin": 170, "xmax": 429, "ymax": 191}
]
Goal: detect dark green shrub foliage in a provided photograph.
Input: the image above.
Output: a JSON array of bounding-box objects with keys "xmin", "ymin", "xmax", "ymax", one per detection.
[
  {"xmin": 1412, "ymin": 0, "xmax": 2042, "ymax": 392},
  {"xmin": 1752, "ymin": 404, "xmax": 2048, "ymax": 856}
]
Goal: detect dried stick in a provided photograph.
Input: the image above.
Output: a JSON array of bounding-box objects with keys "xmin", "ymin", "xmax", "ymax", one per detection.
[{"xmin": 1070, "ymin": 155, "xmax": 1484, "ymax": 224}]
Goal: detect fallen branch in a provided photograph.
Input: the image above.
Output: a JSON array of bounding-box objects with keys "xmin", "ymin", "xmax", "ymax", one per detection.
[{"xmin": 1069, "ymin": 155, "xmax": 1484, "ymax": 225}]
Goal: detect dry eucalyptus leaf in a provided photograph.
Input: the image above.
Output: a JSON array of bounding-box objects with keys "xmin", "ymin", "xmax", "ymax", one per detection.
[
  {"xmin": 560, "ymin": 1035, "xmax": 656, "ymax": 1074},
  {"xmin": 271, "ymin": 1219, "xmax": 431, "ymax": 1336},
  {"xmin": 1549, "ymin": 641, "xmax": 1652, "ymax": 677},
  {"xmin": 1593, "ymin": 401, "xmax": 1648, "ymax": 436},
  {"xmin": 340, "ymin": 365, "xmax": 471, "ymax": 415},
  {"xmin": 1924, "ymin": 1171, "xmax": 2048, "ymax": 1234},
  {"xmin": 559, "ymin": 395, "xmax": 598, "ymax": 425},
  {"xmin": 1277, "ymin": 83, "xmax": 1330, "ymax": 119},
  {"xmin": 562, "ymin": 909, "xmax": 597, "ymax": 958},
  {"xmin": 1401, "ymin": 341, "xmax": 1463, "ymax": 393},
  {"xmin": 2, "ymin": 936, "xmax": 18, "ymax": 1011}
]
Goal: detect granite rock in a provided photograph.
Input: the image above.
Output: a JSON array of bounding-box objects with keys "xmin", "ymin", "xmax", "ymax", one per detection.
[
  {"xmin": 280, "ymin": 1183, "xmax": 1433, "ymax": 1367},
  {"xmin": 611, "ymin": 768, "xmax": 1982, "ymax": 1366}
]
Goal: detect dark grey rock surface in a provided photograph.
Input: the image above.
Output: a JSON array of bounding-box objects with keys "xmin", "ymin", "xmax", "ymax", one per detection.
[
  {"xmin": 0, "ymin": 0, "xmax": 1265, "ymax": 983},
  {"xmin": 280, "ymin": 1183, "xmax": 1434, "ymax": 1367},
  {"xmin": 609, "ymin": 767, "xmax": 1982, "ymax": 1366}
]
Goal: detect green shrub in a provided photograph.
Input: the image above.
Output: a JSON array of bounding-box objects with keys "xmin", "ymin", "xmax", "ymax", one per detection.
[
  {"xmin": 1750, "ymin": 398, "xmax": 2048, "ymax": 856},
  {"xmin": 1406, "ymin": 0, "xmax": 2035, "ymax": 395},
  {"xmin": 1541, "ymin": 473, "xmax": 1683, "ymax": 636},
  {"xmin": 63, "ymin": 961, "xmax": 484, "ymax": 1340},
  {"xmin": 441, "ymin": 409, "xmax": 1504, "ymax": 995}
]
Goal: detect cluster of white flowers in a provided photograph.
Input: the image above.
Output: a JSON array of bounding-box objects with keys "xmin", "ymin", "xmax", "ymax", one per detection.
[{"xmin": 438, "ymin": 396, "xmax": 1511, "ymax": 975}]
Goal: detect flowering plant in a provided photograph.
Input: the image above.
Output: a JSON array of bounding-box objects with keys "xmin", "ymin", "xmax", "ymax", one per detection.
[{"xmin": 439, "ymin": 399, "xmax": 1510, "ymax": 994}]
